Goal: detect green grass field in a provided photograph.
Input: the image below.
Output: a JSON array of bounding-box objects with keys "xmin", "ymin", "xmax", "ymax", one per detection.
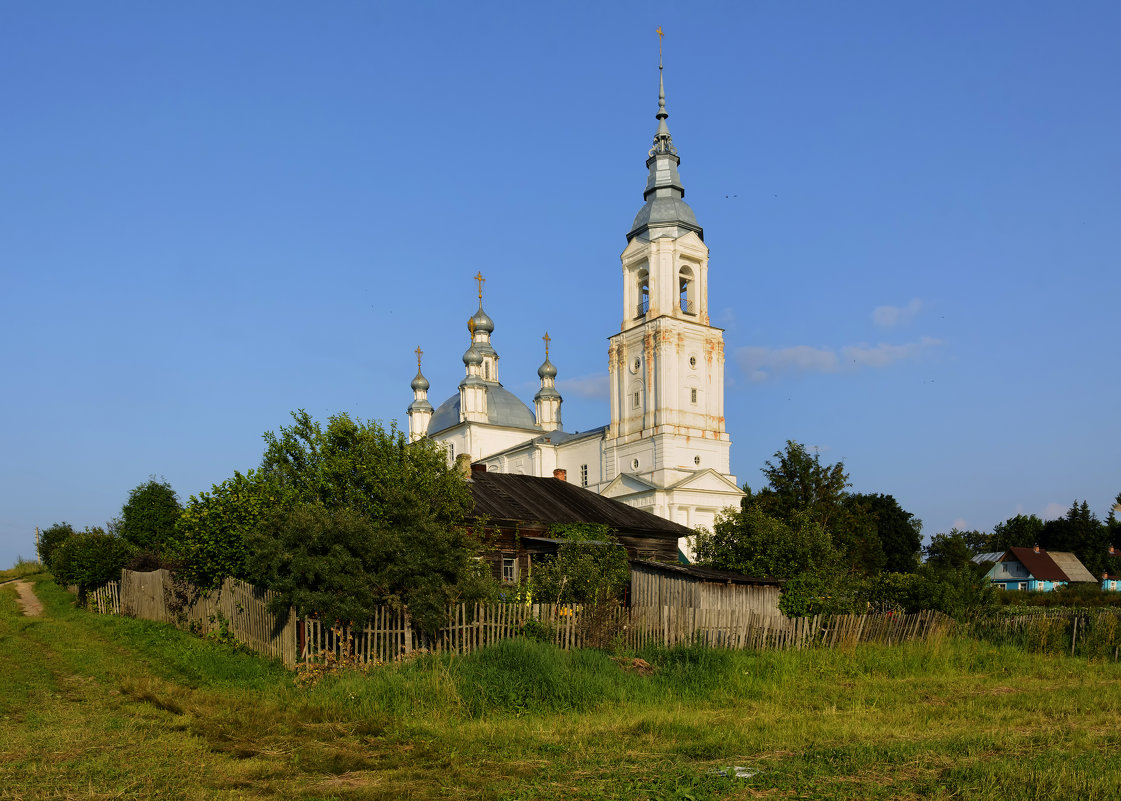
[{"xmin": 2, "ymin": 570, "xmax": 1120, "ymax": 800}]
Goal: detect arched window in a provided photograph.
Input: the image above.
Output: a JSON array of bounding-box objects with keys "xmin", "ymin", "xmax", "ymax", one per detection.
[
  {"xmin": 679, "ymin": 265, "xmax": 695, "ymax": 315},
  {"xmin": 636, "ymin": 269, "xmax": 650, "ymax": 318}
]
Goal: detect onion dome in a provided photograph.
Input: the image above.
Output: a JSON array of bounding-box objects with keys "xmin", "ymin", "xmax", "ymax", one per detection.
[
  {"xmin": 462, "ymin": 344, "xmax": 483, "ymax": 366},
  {"xmin": 537, "ymin": 358, "xmax": 557, "ymax": 379},
  {"xmin": 469, "ymin": 304, "xmax": 494, "ymax": 335},
  {"xmin": 410, "ymin": 369, "xmax": 430, "ymax": 392}
]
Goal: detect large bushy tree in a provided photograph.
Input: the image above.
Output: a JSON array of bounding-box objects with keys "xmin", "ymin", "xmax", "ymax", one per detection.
[
  {"xmin": 173, "ymin": 469, "xmax": 293, "ymax": 588},
  {"xmin": 695, "ymin": 506, "xmax": 834, "ymax": 580},
  {"xmin": 847, "ymin": 493, "xmax": 923, "ymax": 573},
  {"xmin": 51, "ymin": 528, "xmax": 136, "ymax": 600},
  {"xmin": 37, "ymin": 522, "xmax": 76, "ymax": 569},
  {"xmin": 175, "ymin": 411, "xmax": 484, "ymax": 632},
  {"xmin": 117, "ymin": 478, "xmax": 182, "ymax": 552}
]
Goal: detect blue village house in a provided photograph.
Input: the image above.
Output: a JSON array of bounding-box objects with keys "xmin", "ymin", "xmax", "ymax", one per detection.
[{"xmin": 984, "ymin": 546, "xmax": 1096, "ymax": 591}]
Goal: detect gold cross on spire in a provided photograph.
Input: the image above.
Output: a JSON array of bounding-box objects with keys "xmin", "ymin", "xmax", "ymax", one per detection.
[
  {"xmin": 473, "ymin": 271, "xmax": 486, "ymax": 300},
  {"xmin": 414, "ymin": 345, "xmax": 423, "ymax": 369},
  {"xmin": 543, "ymin": 331, "xmax": 551, "ymax": 358},
  {"xmin": 656, "ymin": 26, "xmax": 663, "ymax": 67}
]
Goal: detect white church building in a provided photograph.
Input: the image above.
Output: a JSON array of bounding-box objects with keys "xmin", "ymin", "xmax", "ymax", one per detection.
[{"xmin": 407, "ymin": 61, "xmax": 744, "ymax": 560}]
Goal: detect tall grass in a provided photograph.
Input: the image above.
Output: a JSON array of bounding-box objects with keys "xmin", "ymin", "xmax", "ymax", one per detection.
[
  {"xmin": 0, "ymin": 557, "xmax": 43, "ymax": 582},
  {"xmin": 5, "ymin": 574, "xmax": 1121, "ymax": 800}
]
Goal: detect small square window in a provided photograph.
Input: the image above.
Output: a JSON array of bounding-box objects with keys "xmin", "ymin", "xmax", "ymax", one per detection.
[
  {"xmin": 502, "ymin": 558, "xmax": 517, "ymax": 583},
  {"xmin": 690, "ymin": 388, "xmax": 697, "ymax": 404}
]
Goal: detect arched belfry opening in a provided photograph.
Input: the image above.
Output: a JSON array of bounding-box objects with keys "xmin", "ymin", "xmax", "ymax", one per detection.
[
  {"xmin": 637, "ymin": 268, "xmax": 650, "ymax": 318},
  {"xmin": 679, "ymin": 264, "xmax": 695, "ymax": 315}
]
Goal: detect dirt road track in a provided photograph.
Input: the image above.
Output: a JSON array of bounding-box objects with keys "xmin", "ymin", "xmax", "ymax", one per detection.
[{"xmin": 0, "ymin": 579, "xmax": 44, "ymax": 616}]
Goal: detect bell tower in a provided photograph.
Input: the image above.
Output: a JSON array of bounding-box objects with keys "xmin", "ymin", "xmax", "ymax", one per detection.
[{"xmin": 603, "ymin": 36, "xmax": 739, "ymax": 542}]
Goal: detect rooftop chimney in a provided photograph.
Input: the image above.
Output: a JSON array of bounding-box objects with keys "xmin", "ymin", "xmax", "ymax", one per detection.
[{"xmin": 553, "ymin": 468, "xmax": 567, "ymax": 481}]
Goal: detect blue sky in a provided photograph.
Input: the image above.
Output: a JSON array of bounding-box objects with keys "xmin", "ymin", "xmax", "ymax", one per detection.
[{"xmin": 3, "ymin": 2, "xmax": 1119, "ymax": 567}]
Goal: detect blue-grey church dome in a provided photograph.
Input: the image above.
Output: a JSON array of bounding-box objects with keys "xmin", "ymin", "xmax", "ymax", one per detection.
[{"xmin": 428, "ymin": 385, "xmax": 539, "ymax": 435}]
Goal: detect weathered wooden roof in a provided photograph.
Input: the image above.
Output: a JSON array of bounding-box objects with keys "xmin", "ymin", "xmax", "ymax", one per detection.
[
  {"xmin": 1047, "ymin": 551, "xmax": 1097, "ymax": 583},
  {"xmin": 467, "ymin": 471, "xmax": 689, "ymax": 540},
  {"xmin": 629, "ymin": 559, "xmax": 784, "ymax": 586}
]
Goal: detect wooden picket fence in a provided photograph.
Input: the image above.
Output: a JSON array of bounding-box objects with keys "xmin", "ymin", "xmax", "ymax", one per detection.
[
  {"xmin": 298, "ymin": 604, "xmax": 952, "ymax": 666},
  {"xmin": 965, "ymin": 609, "xmax": 1121, "ymax": 661},
  {"xmin": 91, "ymin": 570, "xmax": 952, "ymax": 669},
  {"xmin": 87, "ymin": 581, "xmax": 120, "ymax": 615}
]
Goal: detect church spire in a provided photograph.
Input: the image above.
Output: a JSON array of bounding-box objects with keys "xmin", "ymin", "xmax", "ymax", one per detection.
[
  {"xmin": 651, "ymin": 28, "xmax": 676, "ymax": 159},
  {"xmin": 627, "ymin": 29, "xmax": 702, "ymax": 242}
]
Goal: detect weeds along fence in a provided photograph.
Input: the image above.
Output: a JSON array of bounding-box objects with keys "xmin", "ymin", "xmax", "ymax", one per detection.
[
  {"xmin": 87, "ymin": 581, "xmax": 120, "ymax": 615},
  {"xmin": 95, "ymin": 570, "xmax": 300, "ymax": 667},
  {"xmin": 287, "ymin": 604, "xmax": 952, "ymax": 666},
  {"xmin": 966, "ymin": 610, "xmax": 1121, "ymax": 660},
  {"xmin": 87, "ymin": 570, "xmax": 951, "ymax": 668}
]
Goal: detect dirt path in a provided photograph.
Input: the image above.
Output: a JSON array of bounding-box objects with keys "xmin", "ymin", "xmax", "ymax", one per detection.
[{"xmin": 0, "ymin": 579, "xmax": 45, "ymax": 616}]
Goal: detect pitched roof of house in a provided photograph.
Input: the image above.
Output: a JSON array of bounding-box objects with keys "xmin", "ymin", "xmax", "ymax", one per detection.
[
  {"xmin": 1003, "ymin": 547, "xmax": 1095, "ymax": 582},
  {"xmin": 1048, "ymin": 551, "xmax": 1097, "ymax": 583},
  {"xmin": 1004, "ymin": 547, "xmax": 1067, "ymax": 581},
  {"xmin": 467, "ymin": 470, "xmax": 691, "ymax": 539}
]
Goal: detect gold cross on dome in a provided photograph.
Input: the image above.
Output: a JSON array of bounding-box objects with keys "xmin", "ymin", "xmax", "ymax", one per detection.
[
  {"xmin": 543, "ymin": 331, "xmax": 551, "ymax": 357},
  {"xmin": 474, "ymin": 271, "xmax": 486, "ymax": 300},
  {"xmin": 414, "ymin": 345, "xmax": 423, "ymax": 368}
]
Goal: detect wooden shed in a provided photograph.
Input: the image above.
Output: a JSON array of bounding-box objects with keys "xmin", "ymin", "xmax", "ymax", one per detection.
[{"xmin": 629, "ymin": 559, "xmax": 785, "ymax": 625}]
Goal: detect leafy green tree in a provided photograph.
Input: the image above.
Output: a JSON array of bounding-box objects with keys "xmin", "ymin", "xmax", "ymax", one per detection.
[
  {"xmin": 259, "ymin": 411, "xmax": 472, "ymax": 527},
  {"xmin": 695, "ymin": 506, "xmax": 835, "ymax": 580},
  {"xmin": 246, "ymin": 504, "xmax": 489, "ymax": 632},
  {"xmin": 51, "ymin": 528, "xmax": 137, "ymax": 599},
  {"xmin": 37, "ymin": 522, "xmax": 75, "ymax": 569},
  {"xmin": 989, "ymin": 514, "xmax": 1044, "ymax": 553},
  {"xmin": 117, "ymin": 478, "xmax": 182, "ymax": 552},
  {"xmin": 528, "ymin": 524, "xmax": 630, "ymax": 606},
  {"xmin": 173, "ymin": 470, "xmax": 294, "ymax": 588},
  {"xmin": 751, "ymin": 440, "xmax": 851, "ymax": 532},
  {"xmin": 924, "ymin": 529, "xmax": 978, "ymax": 571},
  {"xmin": 239, "ymin": 411, "xmax": 480, "ymax": 631},
  {"xmin": 847, "ymin": 494, "xmax": 923, "ymax": 573}
]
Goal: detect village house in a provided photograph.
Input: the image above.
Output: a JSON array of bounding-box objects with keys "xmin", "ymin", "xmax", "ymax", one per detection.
[
  {"xmin": 984, "ymin": 546, "xmax": 1096, "ymax": 591},
  {"xmin": 464, "ymin": 464, "xmax": 688, "ymax": 586}
]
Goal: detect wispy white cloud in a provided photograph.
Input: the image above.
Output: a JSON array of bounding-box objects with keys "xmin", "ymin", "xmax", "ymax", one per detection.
[
  {"xmin": 735, "ymin": 337, "xmax": 940, "ymax": 382},
  {"xmin": 873, "ymin": 298, "xmax": 923, "ymax": 328},
  {"xmin": 737, "ymin": 345, "xmax": 837, "ymax": 382},
  {"xmin": 953, "ymin": 518, "xmax": 968, "ymax": 530},
  {"xmin": 557, "ymin": 372, "xmax": 610, "ymax": 399}
]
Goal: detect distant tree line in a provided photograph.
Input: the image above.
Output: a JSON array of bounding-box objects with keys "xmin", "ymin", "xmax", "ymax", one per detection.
[{"xmin": 694, "ymin": 440, "xmax": 1121, "ymax": 618}]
